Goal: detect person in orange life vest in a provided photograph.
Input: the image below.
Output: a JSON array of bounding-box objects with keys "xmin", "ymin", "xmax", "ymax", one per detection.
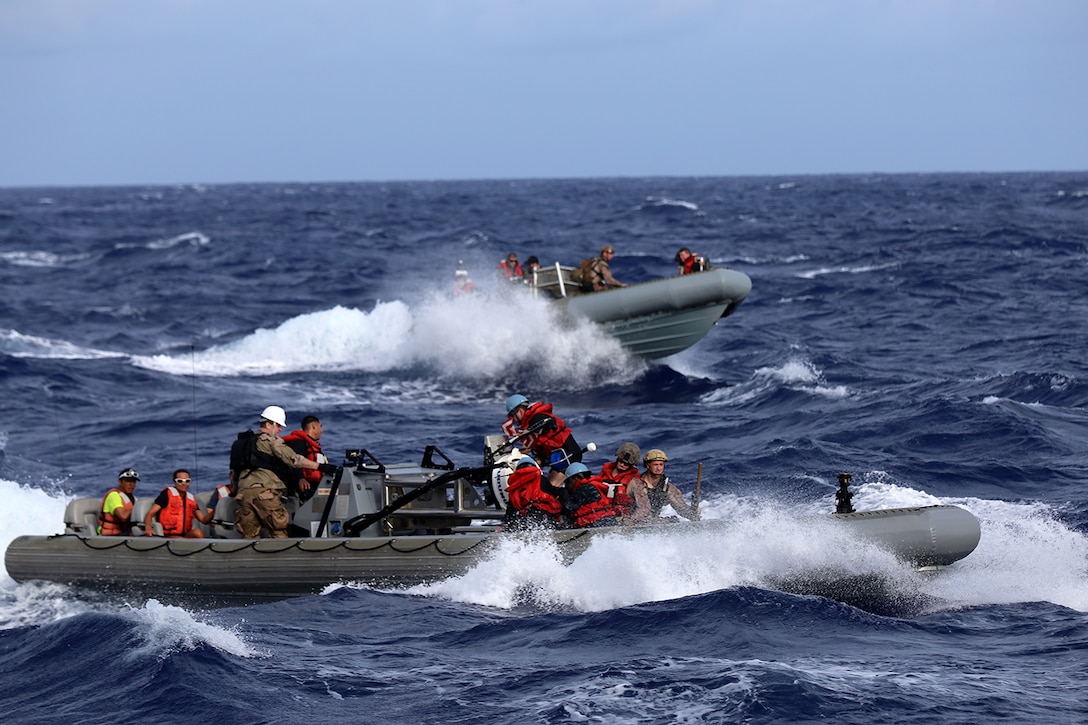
[
  {"xmin": 501, "ymin": 456, "xmax": 564, "ymax": 531},
  {"xmin": 283, "ymin": 415, "xmax": 328, "ymax": 503},
  {"xmin": 626, "ymin": 448, "xmax": 701, "ymax": 525},
  {"xmin": 597, "ymin": 442, "xmax": 642, "ymax": 518},
  {"xmin": 497, "ymin": 252, "xmax": 523, "ymax": 281},
  {"xmin": 559, "ymin": 462, "xmax": 619, "ymax": 529},
  {"xmin": 143, "ymin": 469, "xmax": 214, "ymax": 538},
  {"xmin": 501, "ymin": 394, "xmax": 582, "ymax": 486},
  {"xmin": 675, "ymin": 247, "xmax": 709, "ymax": 275},
  {"xmin": 98, "ymin": 467, "xmax": 140, "ymax": 536}
]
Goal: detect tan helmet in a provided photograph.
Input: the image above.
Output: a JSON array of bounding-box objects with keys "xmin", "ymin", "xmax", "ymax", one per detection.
[
  {"xmin": 643, "ymin": 448, "xmax": 668, "ymax": 465},
  {"xmin": 601, "ymin": 244, "xmax": 616, "ymax": 255},
  {"xmin": 260, "ymin": 405, "xmax": 287, "ymax": 427},
  {"xmin": 615, "ymin": 442, "xmax": 641, "ymax": 465}
]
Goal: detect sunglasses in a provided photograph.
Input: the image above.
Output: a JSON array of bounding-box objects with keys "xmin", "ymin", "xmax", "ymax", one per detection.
[{"xmin": 174, "ymin": 478, "xmax": 192, "ymax": 484}]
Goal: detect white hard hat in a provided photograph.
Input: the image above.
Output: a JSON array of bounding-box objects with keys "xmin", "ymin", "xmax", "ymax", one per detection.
[{"xmin": 260, "ymin": 405, "xmax": 287, "ymax": 426}]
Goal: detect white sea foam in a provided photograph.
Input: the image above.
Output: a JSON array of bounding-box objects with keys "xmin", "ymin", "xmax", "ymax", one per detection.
[
  {"xmin": 124, "ymin": 599, "xmax": 261, "ymax": 659},
  {"xmin": 701, "ymin": 356, "xmax": 850, "ymax": 405},
  {"xmin": 0, "ymin": 477, "xmax": 82, "ymax": 630},
  {"xmin": 796, "ymin": 262, "xmax": 900, "ymax": 279},
  {"xmin": 0, "ymin": 250, "xmax": 93, "ymax": 267},
  {"xmin": 145, "ymin": 231, "xmax": 210, "ymax": 250},
  {"xmin": 134, "ymin": 291, "xmax": 644, "ymax": 387},
  {"xmin": 409, "ymin": 483, "xmax": 1088, "ymax": 614},
  {"xmin": 0, "ymin": 329, "xmax": 126, "ymax": 360},
  {"xmin": 408, "ymin": 500, "xmax": 904, "ymax": 611}
]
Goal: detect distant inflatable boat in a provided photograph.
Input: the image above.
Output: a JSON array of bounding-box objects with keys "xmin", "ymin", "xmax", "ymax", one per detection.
[
  {"xmin": 5, "ymin": 440, "xmax": 981, "ymax": 606},
  {"xmin": 530, "ymin": 265, "xmax": 752, "ymax": 359}
]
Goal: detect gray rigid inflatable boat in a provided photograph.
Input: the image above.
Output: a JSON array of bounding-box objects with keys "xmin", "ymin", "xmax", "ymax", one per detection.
[
  {"xmin": 5, "ymin": 442, "xmax": 982, "ymax": 606},
  {"xmin": 533, "ymin": 265, "xmax": 752, "ymax": 359}
]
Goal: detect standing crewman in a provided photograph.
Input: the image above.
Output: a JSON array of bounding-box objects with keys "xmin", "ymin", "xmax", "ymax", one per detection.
[{"xmin": 232, "ymin": 406, "xmax": 337, "ymax": 538}]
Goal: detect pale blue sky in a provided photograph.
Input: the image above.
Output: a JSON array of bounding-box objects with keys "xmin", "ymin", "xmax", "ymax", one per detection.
[{"xmin": 1, "ymin": 0, "xmax": 1085, "ymax": 187}]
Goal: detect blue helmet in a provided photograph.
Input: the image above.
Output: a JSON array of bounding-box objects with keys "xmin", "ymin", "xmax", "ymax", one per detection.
[
  {"xmin": 506, "ymin": 394, "xmax": 529, "ymax": 414},
  {"xmin": 515, "ymin": 456, "xmax": 539, "ymax": 469},
  {"xmin": 564, "ymin": 462, "xmax": 590, "ymax": 479}
]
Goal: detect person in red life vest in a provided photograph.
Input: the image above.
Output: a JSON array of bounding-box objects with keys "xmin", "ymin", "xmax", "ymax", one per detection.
[
  {"xmin": 143, "ymin": 469, "xmax": 214, "ymax": 538},
  {"xmin": 98, "ymin": 467, "xmax": 140, "ymax": 535},
  {"xmin": 626, "ymin": 448, "xmax": 701, "ymax": 525},
  {"xmin": 282, "ymin": 415, "xmax": 328, "ymax": 503},
  {"xmin": 674, "ymin": 247, "xmax": 710, "ymax": 275},
  {"xmin": 501, "ymin": 456, "xmax": 564, "ymax": 531},
  {"xmin": 501, "ymin": 393, "xmax": 583, "ymax": 486},
  {"xmin": 497, "ymin": 252, "xmax": 523, "ymax": 281},
  {"xmin": 597, "ymin": 442, "xmax": 642, "ymax": 518},
  {"xmin": 559, "ymin": 462, "xmax": 619, "ymax": 529},
  {"xmin": 453, "ymin": 263, "xmax": 478, "ymax": 296}
]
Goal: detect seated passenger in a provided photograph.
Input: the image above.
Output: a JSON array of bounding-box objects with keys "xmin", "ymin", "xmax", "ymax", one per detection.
[
  {"xmin": 626, "ymin": 449, "xmax": 701, "ymax": 524},
  {"xmin": 497, "ymin": 253, "xmax": 523, "ymax": 281},
  {"xmin": 675, "ymin": 247, "xmax": 710, "ymax": 275},
  {"xmin": 453, "ymin": 266, "xmax": 477, "ymax": 296},
  {"xmin": 598, "ymin": 442, "xmax": 642, "ymax": 518},
  {"xmin": 559, "ymin": 462, "xmax": 619, "ymax": 529},
  {"xmin": 585, "ymin": 245, "xmax": 626, "ymax": 291},
  {"xmin": 283, "ymin": 415, "xmax": 328, "ymax": 503},
  {"xmin": 143, "ymin": 469, "xmax": 214, "ymax": 538},
  {"xmin": 98, "ymin": 467, "xmax": 140, "ymax": 536}
]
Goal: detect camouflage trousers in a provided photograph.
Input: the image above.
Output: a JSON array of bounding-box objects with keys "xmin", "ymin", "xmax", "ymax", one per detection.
[{"xmin": 235, "ymin": 484, "xmax": 289, "ymax": 539}]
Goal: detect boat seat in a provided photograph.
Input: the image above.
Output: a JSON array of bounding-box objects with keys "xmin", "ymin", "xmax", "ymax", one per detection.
[
  {"xmin": 192, "ymin": 490, "xmax": 214, "ymax": 537},
  {"xmin": 130, "ymin": 498, "xmax": 162, "ymax": 536},
  {"xmin": 64, "ymin": 497, "xmax": 102, "ymax": 535},
  {"xmin": 210, "ymin": 495, "xmax": 241, "ymax": 539}
]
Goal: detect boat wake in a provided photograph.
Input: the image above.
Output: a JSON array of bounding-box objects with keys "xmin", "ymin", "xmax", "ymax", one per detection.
[
  {"xmin": 132, "ymin": 291, "xmax": 648, "ymax": 390},
  {"xmin": 404, "ymin": 489, "xmax": 1088, "ymax": 616}
]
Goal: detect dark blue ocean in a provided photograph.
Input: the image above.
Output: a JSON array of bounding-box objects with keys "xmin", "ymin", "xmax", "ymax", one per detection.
[{"xmin": 1, "ymin": 174, "xmax": 1086, "ymax": 723}]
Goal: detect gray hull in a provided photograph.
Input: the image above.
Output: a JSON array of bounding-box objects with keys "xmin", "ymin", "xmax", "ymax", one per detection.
[
  {"xmin": 550, "ymin": 267, "xmax": 752, "ymax": 358},
  {"xmin": 5, "ymin": 505, "xmax": 979, "ymax": 605}
]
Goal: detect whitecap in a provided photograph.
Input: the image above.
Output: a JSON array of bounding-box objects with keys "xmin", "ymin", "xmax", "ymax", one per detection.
[{"xmin": 0, "ymin": 329, "xmax": 126, "ymax": 360}]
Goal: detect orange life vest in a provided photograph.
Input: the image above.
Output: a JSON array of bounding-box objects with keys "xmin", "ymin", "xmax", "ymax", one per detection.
[
  {"xmin": 97, "ymin": 488, "xmax": 134, "ymax": 536},
  {"xmin": 158, "ymin": 486, "xmax": 199, "ymax": 536}
]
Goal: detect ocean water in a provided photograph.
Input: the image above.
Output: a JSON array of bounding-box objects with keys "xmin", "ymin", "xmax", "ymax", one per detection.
[{"xmin": 1, "ymin": 173, "xmax": 1086, "ymax": 723}]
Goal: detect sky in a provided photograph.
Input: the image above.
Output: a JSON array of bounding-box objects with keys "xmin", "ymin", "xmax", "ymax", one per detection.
[{"xmin": 1, "ymin": 0, "xmax": 1085, "ymax": 187}]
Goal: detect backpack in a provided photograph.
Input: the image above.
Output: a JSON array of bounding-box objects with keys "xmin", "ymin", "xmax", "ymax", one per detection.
[
  {"xmin": 229, "ymin": 430, "xmax": 258, "ymax": 485},
  {"xmin": 570, "ymin": 257, "xmax": 597, "ymax": 290}
]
